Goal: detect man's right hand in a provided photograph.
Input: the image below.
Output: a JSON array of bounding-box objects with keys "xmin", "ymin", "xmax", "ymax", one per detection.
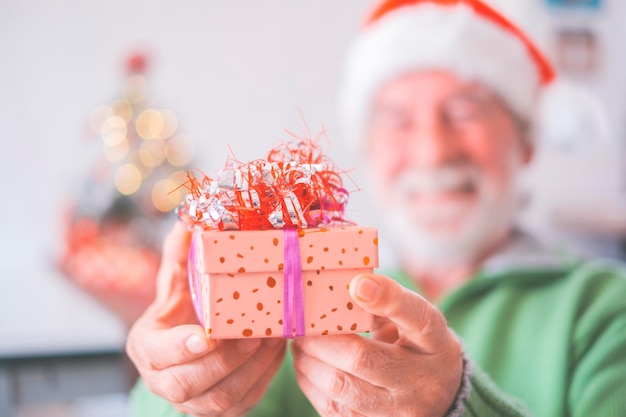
[{"xmin": 126, "ymin": 222, "xmax": 287, "ymax": 417}]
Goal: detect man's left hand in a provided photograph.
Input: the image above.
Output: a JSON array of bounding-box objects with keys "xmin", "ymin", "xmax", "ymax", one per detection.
[{"xmin": 292, "ymin": 273, "xmax": 463, "ymax": 417}]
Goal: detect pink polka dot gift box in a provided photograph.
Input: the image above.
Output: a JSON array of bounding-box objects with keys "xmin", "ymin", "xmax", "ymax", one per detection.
[
  {"xmin": 177, "ymin": 139, "xmax": 379, "ymax": 338},
  {"xmin": 189, "ymin": 226, "xmax": 378, "ymax": 338}
]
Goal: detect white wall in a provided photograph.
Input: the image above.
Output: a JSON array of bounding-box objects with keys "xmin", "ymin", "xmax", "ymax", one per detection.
[{"xmin": 518, "ymin": 0, "xmax": 626, "ymax": 246}]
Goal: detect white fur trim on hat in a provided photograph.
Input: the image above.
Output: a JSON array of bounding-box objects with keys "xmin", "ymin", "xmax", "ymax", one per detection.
[
  {"xmin": 338, "ymin": 2, "xmax": 542, "ymax": 146},
  {"xmin": 538, "ymin": 79, "xmax": 611, "ymax": 148}
]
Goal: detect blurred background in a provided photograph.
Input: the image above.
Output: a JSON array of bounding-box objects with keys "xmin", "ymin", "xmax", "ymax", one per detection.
[{"xmin": 0, "ymin": 0, "xmax": 624, "ymax": 416}]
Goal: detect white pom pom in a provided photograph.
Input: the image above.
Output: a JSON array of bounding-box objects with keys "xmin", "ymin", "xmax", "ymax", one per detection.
[{"xmin": 538, "ymin": 79, "xmax": 611, "ymax": 149}]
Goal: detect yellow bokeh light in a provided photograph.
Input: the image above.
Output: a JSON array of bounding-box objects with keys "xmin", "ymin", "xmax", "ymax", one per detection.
[
  {"xmin": 148, "ymin": 111, "xmax": 164, "ymax": 139},
  {"xmin": 100, "ymin": 115, "xmax": 127, "ymax": 146},
  {"xmin": 139, "ymin": 138, "xmax": 166, "ymax": 167},
  {"xmin": 159, "ymin": 109, "xmax": 178, "ymax": 139},
  {"xmin": 165, "ymin": 134, "xmax": 195, "ymax": 166},
  {"xmin": 89, "ymin": 105, "xmax": 113, "ymax": 134},
  {"xmin": 129, "ymin": 151, "xmax": 154, "ymax": 180},
  {"xmin": 111, "ymin": 99, "xmax": 133, "ymax": 123},
  {"xmin": 138, "ymin": 148, "xmax": 155, "ymax": 167},
  {"xmin": 102, "ymin": 138, "xmax": 129, "ymax": 162},
  {"xmin": 135, "ymin": 108, "xmax": 178, "ymax": 140},
  {"xmin": 123, "ymin": 74, "xmax": 148, "ymax": 104},
  {"xmin": 115, "ymin": 163, "xmax": 142, "ymax": 195},
  {"xmin": 139, "ymin": 164, "xmax": 154, "ymax": 180},
  {"xmin": 169, "ymin": 170, "xmax": 188, "ymax": 183},
  {"xmin": 136, "ymin": 109, "xmax": 162, "ymax": 139},
  {"xmin": 135, "ymin": 109, "xmax": 153, "ymax": 139},
  {"xmin": 152, "ymin": 178, "xmax": 183, "ymax": 212}
]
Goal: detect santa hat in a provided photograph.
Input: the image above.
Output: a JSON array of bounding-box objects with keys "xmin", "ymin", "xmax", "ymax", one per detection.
[{"xmin": 338, "ymin": 0, "xmax": 610, "ymax": 148}]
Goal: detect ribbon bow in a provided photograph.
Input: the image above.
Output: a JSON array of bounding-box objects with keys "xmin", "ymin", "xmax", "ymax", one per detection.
[{"xmin": 177, "ymin": 139, "xmax": 350, "ymax": 231}]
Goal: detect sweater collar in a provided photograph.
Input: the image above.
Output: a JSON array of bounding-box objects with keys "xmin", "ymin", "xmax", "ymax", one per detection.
[
  {"xmin": 392, "ymin": 230, "xmax": 575, "ymax": 297},
  {"xmin": 480, "ymin": 230, "xmax": 568, "ymax": 275}
]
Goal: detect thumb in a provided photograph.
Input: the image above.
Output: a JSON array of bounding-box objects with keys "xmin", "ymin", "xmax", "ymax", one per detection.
[
  {"xmin": 349, "ymin": 273, "xmax": 452, "ymax": 353},
  {"xmin": 127, "ymin": 322, "xmax": 216, "ymax": 371}
]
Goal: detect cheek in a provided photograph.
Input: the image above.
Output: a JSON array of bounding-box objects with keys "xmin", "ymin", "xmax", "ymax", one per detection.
[
  {"xmin": 460, "ymin": 128, "xmax": 521, "ymax": 190},
  {"xmin": 364, "ymin": 159, "xmax": 398, "ymax": 207},
  {"xmin": 367, "ymin": 138, "xmax": 403, "ymax": 189}
]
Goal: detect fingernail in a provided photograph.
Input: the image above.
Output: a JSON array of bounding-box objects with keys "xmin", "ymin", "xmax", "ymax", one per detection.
[
  {"xmin": 186, "ymin": 334, "xmax": 209, "ymax": 354},
  {"xmin": 237, "ymin": 338, "xmax": 262, "ymax": 353},
  {"xmin": 355, "ymin": 275, "xmax": 379, "ymax": 303}
]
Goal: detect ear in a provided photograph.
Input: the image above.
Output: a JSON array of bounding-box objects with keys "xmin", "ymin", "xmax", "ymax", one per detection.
[
  {"xmin": 515, "ymin": 117, "xmax": 534, "ymax": 166},
  {"xmin": 520, "ymin": 139, "xmax": 534, "ymax": 166}
]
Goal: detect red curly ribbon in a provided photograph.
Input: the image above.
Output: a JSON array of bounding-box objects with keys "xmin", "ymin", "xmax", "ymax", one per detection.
[{"xmin": 176, "ymin": 140, "xmax": 351, "ymax": 231}]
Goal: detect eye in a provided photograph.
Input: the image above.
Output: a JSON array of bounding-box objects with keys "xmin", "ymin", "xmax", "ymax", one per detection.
[
  {"xmin": 443, "ymin": 97, "xmax": 485, "ymax": 124},
  {"xmin": 370, "ymin": 106, "xmax": 411, "ymax": 133}
]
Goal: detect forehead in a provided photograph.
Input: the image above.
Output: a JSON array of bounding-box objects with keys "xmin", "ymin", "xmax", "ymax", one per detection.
[{"xmin": 374, "ymin": 70, "xmax": 494, "ymax": 104}]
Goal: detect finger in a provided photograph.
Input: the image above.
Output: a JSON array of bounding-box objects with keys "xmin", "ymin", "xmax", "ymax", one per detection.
[
  {"xmin": 162, "ymin": 220, "xmax": 192, "ymax": 265},
  {"xmin": 293, "ymin": 335, "xmax": 405, "ymax": 390},
  {"xmin": 146, "ymin": 338, "xmax": 264, "ymax": 404},
  {"xmin": 154, "ymin": 221, "xmax": 192, "ymax": 304},
  {"xmin": 127, "ymin": 323, "xmax": 216, "ymax": 371},
  {"xmin": 293, "ymin": 343, "xmax": 392, "ymax": 416},
  {"xmin": 176, "ymin": 338, "xmax": 287, "ymax": 417},
  {"xmin": 294, "ymin": 366, "xmax": 368, "ymax": 417},
  {"xmin": 231, "ymin": 340, "xmax": 288, "ymax": 414},
  {"xmin": 370, "ymin": 316, "xmax": 399, "ymax": 344},
  {"xmin": 349, "ymin": 273, "xmax": 451, "ymax": 353}
]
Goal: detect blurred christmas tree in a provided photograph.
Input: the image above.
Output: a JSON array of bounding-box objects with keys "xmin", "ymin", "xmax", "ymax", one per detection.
[{"xmin": 60, "ymin": 53, "xmax": 194, "ymax": 326}]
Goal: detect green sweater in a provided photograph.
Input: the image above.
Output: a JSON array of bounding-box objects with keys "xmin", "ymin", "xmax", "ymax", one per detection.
[{"xmin": 131, "ymin": 256, "xmax": 626, "ymax": 416}]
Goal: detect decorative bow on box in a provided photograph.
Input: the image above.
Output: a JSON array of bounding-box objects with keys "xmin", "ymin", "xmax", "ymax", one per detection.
[{"xmin": 177, "ymin": 140, "xmax": 351, "ymax": 232}]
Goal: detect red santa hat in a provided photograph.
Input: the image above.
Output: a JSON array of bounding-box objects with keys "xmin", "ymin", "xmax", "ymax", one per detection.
[{"xmin": 338, "ymin": 0, "xmax": 610, "ymax": 148}]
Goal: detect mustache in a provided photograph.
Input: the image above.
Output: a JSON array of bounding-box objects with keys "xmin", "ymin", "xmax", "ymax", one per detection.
[{"xmin": 393, "ymin": 164, "xmax": 483, "ymax": 196}]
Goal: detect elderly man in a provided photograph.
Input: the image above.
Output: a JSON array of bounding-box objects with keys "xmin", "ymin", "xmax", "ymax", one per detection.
[{"xmin": 126, "ymin": 0, "xmax": 626, "ymax": 416}]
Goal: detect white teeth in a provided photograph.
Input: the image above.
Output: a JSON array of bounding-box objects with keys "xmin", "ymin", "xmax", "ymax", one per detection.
[{"xmin": 395, "ymin": 165, "xmax": 481, "ymax": 197}]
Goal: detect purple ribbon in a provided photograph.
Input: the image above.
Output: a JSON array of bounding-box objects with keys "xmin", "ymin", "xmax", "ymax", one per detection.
[
  {"xmin": 283, "ymin": 228, "xmax": 305, "ymax": 338},
  {"xmin": 188, "ymin": 234, "xmax": 204, "ymax": 326}
]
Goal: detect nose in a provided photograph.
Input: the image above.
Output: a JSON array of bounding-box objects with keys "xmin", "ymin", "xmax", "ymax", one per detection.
[{"xmin": 405, "ymin": 117, "xmax": 458, "ymax": 168}]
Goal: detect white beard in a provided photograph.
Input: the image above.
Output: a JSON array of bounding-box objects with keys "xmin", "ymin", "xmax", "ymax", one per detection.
[{"xmin": 371, "ymin": 163, "xmax": 520, "ymax": 270}]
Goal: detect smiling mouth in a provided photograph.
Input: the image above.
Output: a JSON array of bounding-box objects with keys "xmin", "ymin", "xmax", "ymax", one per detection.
[
  {"xmin": 408, "ymin": 181, "xmax": 477, "ymax": 203},
  {"xmin": 392, "ymin": 164, "xmax": 484, "ymax": 210}
]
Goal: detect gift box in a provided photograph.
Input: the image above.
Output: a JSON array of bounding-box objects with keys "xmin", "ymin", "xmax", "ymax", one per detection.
[
  {"xmin": 178, "ymin": 139, "xmax": 379, "ymax": 338},
  {"xmin": 188, "ymin": 226, "xmax": 378, "ymax": 338}
]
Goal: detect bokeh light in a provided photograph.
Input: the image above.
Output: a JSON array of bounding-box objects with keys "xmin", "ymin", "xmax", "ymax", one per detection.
[
  {"xmin": 147, "ymin": 110, "xmax": 164, "ymax": 138},
  {"xmin": 100, "ymin": 115, "xmax": 127, "ymax": 146},
  {"xmin": 111, "ymin": 99, "xmax": 133, "ymax": 123},
  {"xmin": 136, "ymin": 109, "xmax": 161, "ymax": 139},
  {"xmin": 123, "ymin": 74, "xmax": 148, "ymax": 104},
  {"xmin": 102, "ymin": 138, "xmax": 130, "ymax": 162},
  {"xmin": 165, "ymin": 134, "xmax": 195, "ymax": 166},
  {"xmin": 128, "ymin": 150, "xmax": 154, "ymax": 180},
  {"xmin": 81, "ymin": 62, "xmax": 194, "ymax": 214},
  {"xmin": 139, "ymin": 137, "xmax": 166, "ymax": 167},
  {"xmin": 151, "ymin": 178, "xmax": 183, "ymax": 212},
  {"xmin": 159, "ymin": 109, "xmax": 178, "ymax": 139},
  {"xmin": 89, "ymin": 105, "xmax": 113, "ymax": 134},
  {"xmin": 114, "ymin": 163, "xmax": 142, "ymax": 195}
]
